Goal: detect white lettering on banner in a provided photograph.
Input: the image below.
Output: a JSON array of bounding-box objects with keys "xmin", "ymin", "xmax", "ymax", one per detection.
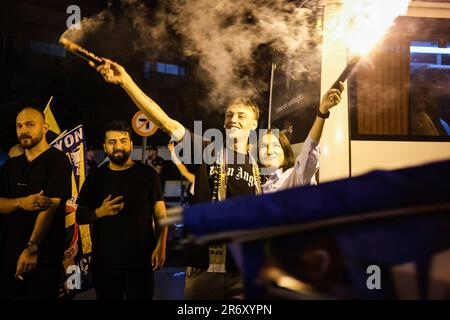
[
  {"xmin": 64, "ymin": 134, "xmax": 74, "ymax": 149},
  {"xmin": 52, "ymin": 127, "xmax": 84, "ymax": 151},
  {"xmin": 79, "ymin": 256, "xmax": 91, "ymax": 274},
  {"xmin": 52, "ymin": 140, "xmax": 63, "ymax": 151}
]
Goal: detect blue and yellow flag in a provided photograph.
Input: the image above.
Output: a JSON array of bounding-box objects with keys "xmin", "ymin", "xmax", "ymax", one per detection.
[{"xmin": 51, "ymin": 125, "xmax": 93, "ymax": 296}]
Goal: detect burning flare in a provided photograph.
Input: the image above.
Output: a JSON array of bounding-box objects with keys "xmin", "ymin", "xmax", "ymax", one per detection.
[
  {"xmin": 329, "ymin": 0, "xmax": 411, "ymax": 88},
  {"xmin": 59, "ymin": 36, "xmax": 103, "ymax": 67},
  {"xmin": 335, "ymin": 0, "xmax": 411, "ymax": 56}
]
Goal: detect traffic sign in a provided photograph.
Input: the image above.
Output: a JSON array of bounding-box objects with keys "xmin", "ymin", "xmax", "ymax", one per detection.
[{"xmin": 132, "ymin": 111, "xmax": 158, "ymax": 137}]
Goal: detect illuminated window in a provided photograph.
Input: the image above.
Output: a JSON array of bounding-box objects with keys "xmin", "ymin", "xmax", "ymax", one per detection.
[{"xmin": 154, "ymin": 62, "xmax": 186, "ymax": 76}]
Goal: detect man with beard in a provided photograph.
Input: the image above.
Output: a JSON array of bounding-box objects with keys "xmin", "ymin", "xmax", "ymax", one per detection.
[
  {"xmin": 94, "ymin": 58, "xmax": 342, "ymax": 299},
  {"xmin": 0, "ymin": 107, "xmax": 71, "ymax": 299},
  {"xmin": 75, "ymin": 120, "xmax": 167, "ymax": 299}
]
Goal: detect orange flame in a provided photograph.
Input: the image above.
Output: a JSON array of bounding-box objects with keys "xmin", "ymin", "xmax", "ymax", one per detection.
[{"xmin": 328, "ymin": 0, "xmax": 411, "ymax": 56}]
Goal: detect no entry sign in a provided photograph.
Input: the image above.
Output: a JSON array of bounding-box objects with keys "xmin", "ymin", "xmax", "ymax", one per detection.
[{"xmin": 132, "ymin": 111, "xmax": 158, "ymax": 137}]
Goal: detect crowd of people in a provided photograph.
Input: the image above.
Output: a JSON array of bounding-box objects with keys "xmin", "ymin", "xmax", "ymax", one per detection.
[{"xmin": 0, "ymin": 56, "xmax": 343, "ymax": 300}]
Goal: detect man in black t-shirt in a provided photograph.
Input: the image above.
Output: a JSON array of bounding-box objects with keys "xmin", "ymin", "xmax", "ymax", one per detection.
[
  {"xmin": 76, "ymin": 120, "xmax": 167, "ymax": 300},
  {"xmin": 86, "ymin": 146, "xmax": 98, "ymax": 177},
  {"xmin": 181, "ymin": 100, "xmax": 261, "ymax": 299},
  {"xmin": 0, "ymin": 107, "xmax": 72, "ymax": 299},
  {"xmin": 145, "ymin": 145, "xmax": 165, "ymax": 192}
]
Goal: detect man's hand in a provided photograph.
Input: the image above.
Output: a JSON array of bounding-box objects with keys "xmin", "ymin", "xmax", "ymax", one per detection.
[
  {"xmin": 95, "ymin": 195, "xmax": 124, "ymax": 218},
  {"xmin": 18, "ymin": 191, "xmax": 52, "ymax": 212},
  {"xmin": 151, "ymin": 245, "xmax": 166, "ymax": 271},
  {"xmin": 15, "ymin": 248, "xmax": 38, "ymax": 279},
  {"xmin": 95, "ymin": 58, "xmax": 131, "ymax": 86},
  {"xmin": 319, "ymin": 81, "xmax": 345, "ymax": 113}
]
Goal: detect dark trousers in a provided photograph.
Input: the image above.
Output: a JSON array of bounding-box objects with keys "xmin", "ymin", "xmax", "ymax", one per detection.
[
  {"xmin": 0, "ymin": 262, "xmax": 62, "ymax": 300},
  {"xmin": 92, "ymin": 265, "xmax": 154, "ymax": 300}
]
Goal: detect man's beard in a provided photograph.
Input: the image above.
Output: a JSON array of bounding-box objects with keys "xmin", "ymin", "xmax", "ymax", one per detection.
[
  {"xmin": 107, "ymin": 149, "xmax": 131, "ymax": 165},
  {"xmin": 18, "ymin": 133, "xmax": 42, "ymax": 149}
]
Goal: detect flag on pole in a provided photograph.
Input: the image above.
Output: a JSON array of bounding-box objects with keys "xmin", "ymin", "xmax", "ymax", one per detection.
[
  {"xmin": 43, "ymin": 96, "xmax": 61, "ymax": 135},
  {"xmin": 51, "ymin": 125, "xmax": 93, "ymax": 297}
]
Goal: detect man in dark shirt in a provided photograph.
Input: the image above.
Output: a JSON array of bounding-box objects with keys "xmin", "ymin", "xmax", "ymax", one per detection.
[
  {"xmin": 86, "ymin": 146, "xmax": 98, "ymax": 177},
  {"xmin": 75, "ymin": 120, "xmax": 167, "ymax": 300},
  {"xmin": 0, "ymin": 107, "xmax": 72, "ymax": 299},
  {"xmin": 145, "ymin": 145, "xmax": 165, "ymax": 192}
]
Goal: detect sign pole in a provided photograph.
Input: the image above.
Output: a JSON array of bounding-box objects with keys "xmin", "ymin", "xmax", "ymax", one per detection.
[
  {"xmin": 142, "ymin": 136, "xmax": 147, "ymax": 164},
  {"xmin": 268, "ymin": 61, "xmax": 276, "ymax": 131}
]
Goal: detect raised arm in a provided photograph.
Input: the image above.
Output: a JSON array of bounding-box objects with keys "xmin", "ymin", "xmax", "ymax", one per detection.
[
  {"xmin": 95, "ymin": 58, "xmax": 185, "ymax": 141},
  {"xmin": 308, "ymin": 82, "xmax": 344, "ymax": 142},
  {"xmin": 294, "ymin": 82, "xmax": 345, "ymax": 186},
  {"xmin": 168, "ymin": 142, "xmax": 195, "ymax": 184}
]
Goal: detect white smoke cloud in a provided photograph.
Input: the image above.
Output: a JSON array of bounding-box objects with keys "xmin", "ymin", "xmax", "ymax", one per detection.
[
  {"xmin": 153, "ymin": 0, "xmax": 323, "ymax": 106},
  {"xmin": 61, "ymin": 0, "xmax": 322, "ymax": 108},
  {"xmin": 62, "ymin": 0, "xmax": 411, "ymax": 110},
  {"xmin": 61, "ymin": 10, "xmax": 109, "ymax": 43}
]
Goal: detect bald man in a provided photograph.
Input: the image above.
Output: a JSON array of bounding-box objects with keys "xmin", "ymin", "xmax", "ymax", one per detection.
[{"xmin": 0, "ymin": 107, "xmax": 71, "ymax": 299}]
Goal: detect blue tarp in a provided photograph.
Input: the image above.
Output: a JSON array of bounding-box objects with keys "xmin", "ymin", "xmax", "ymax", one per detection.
[
  {"xmin": 183, "ymin": 159, "xmax": 450, "ymax": 299},
  {"xmin": 184, "ymin": 159, "xmax": 450, "ymax": 235}
]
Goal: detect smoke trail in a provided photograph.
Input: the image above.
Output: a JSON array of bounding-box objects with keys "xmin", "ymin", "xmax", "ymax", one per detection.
[
  {"xmin": 61, "ymin": 10, "xmax": 110, "ymax": 43},
  {"xmin": 61, "ymin": 0, "xmax": 323, "ymax": 109},
  {"xmin": 62, "ymin": 0, "xmax": 411, "ymax": 109},
  {"xmin": 159, "ymin": 0, "xmax": 323, "ymax": 106}
]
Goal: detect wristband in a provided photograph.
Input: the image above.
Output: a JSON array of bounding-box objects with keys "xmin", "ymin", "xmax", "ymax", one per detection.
[{"xmin": 317, "ymin": 109, "xmax": 330, "ymax": 119}]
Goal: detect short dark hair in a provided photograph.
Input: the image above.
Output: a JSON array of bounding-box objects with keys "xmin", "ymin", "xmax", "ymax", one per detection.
[
  {"xmin": 102, "ymin": 120, "xmax": 133, "ymax": 142},
  {"xmin": 146, "ymin": 145, "xmax": 157, "ymax": 151},
  {"xmin": 260, "ymin": 129, "xmax": 295, "ymax": 172}
]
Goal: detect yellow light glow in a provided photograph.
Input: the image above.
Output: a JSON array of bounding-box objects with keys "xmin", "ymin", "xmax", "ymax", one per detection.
[
  {"xmin": 322, "ymin": 144, "xmax": 329, "ymax": 157},
  {"xmin": 328, "ymin": 0, "xmax": 411, "ymax": 56},
  {"xmin": 335, "ymin": 128, "xmax": 343, "ymax": 142}
]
